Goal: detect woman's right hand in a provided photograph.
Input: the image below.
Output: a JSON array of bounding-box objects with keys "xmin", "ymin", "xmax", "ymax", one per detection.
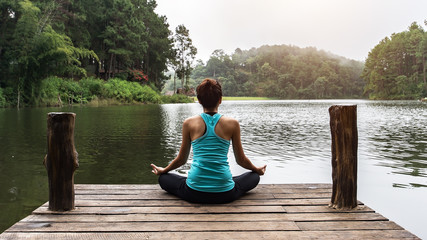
[
  {"xmin": 254, "ymin": 165, "xmax": 267, "ymax": 175},
  {"xmin": 151, "ymin": 164, "xmax": 166, "ymax": 175}
]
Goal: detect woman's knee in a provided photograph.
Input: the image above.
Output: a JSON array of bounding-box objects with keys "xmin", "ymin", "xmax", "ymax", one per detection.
[
  {"xmin": 234, "ymin": 171, "xmax": 260, "ymax": 191},
  {"xmin": 247, "ymin": 172, "xmax": 260, "ymax": 189},
  {"xmin": 158, "ymin": 173, "xmax": 186, "ymax": 191},
  {"xmin": 158, "ymin": 174, "xmax": 168, "ymax": 189}
]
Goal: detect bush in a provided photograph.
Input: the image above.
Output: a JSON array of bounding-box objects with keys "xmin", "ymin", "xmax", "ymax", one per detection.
[
  {"xmin": 101, "ymin": 78, "xmax": 161, "ymax": 103},
  {"xmin": 0, "ymin": 88, "xmax": 6, "ymax": 107},
  {"xmin": 102, "ymin": 78, "xmax": 133, "ymax": 102},
  {"xmin": 30, "ymin": 77, "xmax": 191, "ymax": 107},
  {"xmin": 39, "ymin": 76, "xmax": 63, "ymax": 106},
  {"xmin": 39, "ymin": 77, "xmax": 87, "ymax": 106},
  {"xmin": 61, "ymin": 80, "xmax": 83, "ymax": 104},
  {"xmin": 161, "ymin": 94, "xmax": 193, "ymax": 104},
  {"xmin": 79, "ymin": 77, "xmax": 103, "ymax": 101},
  {"xmin": 2, "ymin": 87, "xmax": 16, "ymax": 106},
  {"xmin": 132, "ymin": 83, "xmax": 161, "ymax": 103}
]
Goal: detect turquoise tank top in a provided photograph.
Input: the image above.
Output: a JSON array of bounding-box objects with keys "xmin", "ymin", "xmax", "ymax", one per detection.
[{"xmin": 186, "ymin": 113, "xmax": 235, "ymax": 192}]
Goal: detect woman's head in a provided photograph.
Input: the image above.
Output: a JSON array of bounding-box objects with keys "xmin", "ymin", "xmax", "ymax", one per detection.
[{"xmin": 196, "ymin": 78, "xmax": 222, "ymax": 109}]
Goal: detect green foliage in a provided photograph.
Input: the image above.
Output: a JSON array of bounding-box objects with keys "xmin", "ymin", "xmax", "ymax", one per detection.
[
  {"xmin": 191, "ymin": 45, "xmax": 364, "ymax": 99},
  {"xmin": 173, "ymin": 24, "xmax": 197, "ymax": 89},
  {"xmin": 37, "ymin": 77, "xmax": 168, "ymax": 107},
  {"xmin": 102, "ymin": 78, "xmax": 160, "ymax": 103},
  {"xmin": 39, "ymin": 76, "xmax": 62, "ymax": 105},
  {"xmin": 363, "ymin": 22, "xmax": 427, "ymax": 99},
  {"xmin": 78, "ymin": 77, "xmax": 104, "ymax": 101},
  {"xmin": 0, "ymin": 0, "xmax": 174, "ymax": 107},
  {"xmin": 39, "ymin": 76, "xmax": 84, "ymax": 106},
  {"xmin": 0, "ymin": 0, "xmax": 99, "ymax": 106},
  {"xmin": 0, "ymin": 88, "xmax": 6, "ymax": 107},
  {"xmin": 161, "ymin": 94, "xmax": 193, "ymax": 104}
]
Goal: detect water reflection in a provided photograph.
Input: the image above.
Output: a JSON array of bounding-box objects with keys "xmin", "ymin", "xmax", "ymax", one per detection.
[
  {"xmin": 71, "ymin": 105, "xmax": 177, "ymax": 184},
  {"xmin": 358, "ymin": 101, "xmax": 427, "ymax": 187}
]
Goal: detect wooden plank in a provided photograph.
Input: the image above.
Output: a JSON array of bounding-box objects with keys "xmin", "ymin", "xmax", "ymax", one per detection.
[
  {"xmin": 33, "ymin": 205, "xmax": 286, "ymax": 215},
  {"xmin": 286, "ymin": 212, "xmax": 388, "ymax": 221},
  {"xmin": 75, "ymin": 193, "xmax": 276, "ymax": 200},
  {"xmin": 22, "ymin": 212, "xmax": 388, "ymax": 223},
  {"xmin": 75, "ymin": 184, "xmax": 161, "ymax": 190},
  {"xmin": 273, "ymin": 192, "xmax": 331, "ymax": 199},
  {"xmin": 7, "ymin": 221, "xmax": 300, "ymax": 232},
  {"xmin": 244, "ymin": 187, "xmax": 333, "ymax": 194},
  {"xmin": 74, "ymin": 183, "xmax": 332, "ymax": 190},
  {"xmin": 75, "ymin": 192, "xmax": 330, "ymax": 200},
  {"xmin": 255, "ymin": 183, "xmax": 332, "ymax": 189},
  {"xmin": 42, "ymin": 198, "xmax": 331, "ymax": 207},
  {"xmin": 284, "ymin": 205, "xmax": 374, "ymax": 213},
  {"xmin": 0, "ymin": 230, "xmax": 419, "ymax": 240},
  {"xmin": 296, "ymin": 220, "xmax": 403, "ymax": 231},
  {"xmin": 74, "ymin": 187, "xmax": 331, "ymax": 195},
  {"xmin": 22, "ymin": 213, "xmax": 293, "ymax": 222},
  {"xmin": 74, "ymin": 189, "xmax": 166, "ymax": 195},
  {"xmin": 0, "ymin": 184, "xmax": 420, "ymax": 240}
]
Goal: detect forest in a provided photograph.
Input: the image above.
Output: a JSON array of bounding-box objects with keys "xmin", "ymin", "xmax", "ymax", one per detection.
[
  {"xmin": 186, "ymin": 22, "xmax": 427, "ymax": 100},
  {"xmin": 363, "ymin": 22, "xmax": 427, "ymax": 100},
  {"xmin": 1, "ymin": 0, "xmax": 426, "ymax": 107},
  {"xmin": 189, "ymin": 46, "xmax": 365, "ymax": 99},
  {"xmin": 0, "ymin": 0, "xmax": 195, "ymax": 107}
]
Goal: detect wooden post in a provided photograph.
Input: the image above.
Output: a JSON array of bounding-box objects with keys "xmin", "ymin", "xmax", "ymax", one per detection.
[
  {"xmin": 43, "ymin": 112, "xmax": 79, "ymax": 211},
  {"xmin": 328, "ymin": 105, "xmax": 357, "ymax": 210}
]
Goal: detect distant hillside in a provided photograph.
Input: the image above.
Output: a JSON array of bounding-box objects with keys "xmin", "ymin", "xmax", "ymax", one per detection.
[{"xmin": 190, "ymin": 45, "xmax": 365, "ymax": 99}]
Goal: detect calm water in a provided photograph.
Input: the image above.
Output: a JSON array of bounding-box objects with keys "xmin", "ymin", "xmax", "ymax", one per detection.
[{"xmin": 0, "ymin": 100, "xmax": 426, "ymax": 238}]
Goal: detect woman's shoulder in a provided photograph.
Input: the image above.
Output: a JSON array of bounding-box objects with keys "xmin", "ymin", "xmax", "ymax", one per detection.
[
  {"xmin": 186, "ymin": 114, "xmax": 202, "ymax": 121},
  {"xmin": 220, "ymin": 115, "xmax": 237, "ymax": 121},
  {"xmin": 218, "ymin": 115, "xmax": 239, "ymax": 127},
  {"xmin": 183, "ymin": 115, "xmax": 204, "ymax": 127}
]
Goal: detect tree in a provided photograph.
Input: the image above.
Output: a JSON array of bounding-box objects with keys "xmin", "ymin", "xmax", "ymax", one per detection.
[
  {"xmin": 3, "ymin": 0, "xmax": 98, "ymax": 107},
  {"xmin": 100, "ymin": 0, "xmax": 146, "ymax": 79},
  {"xmin": 9, "ymin": 0, "xmax": 40, "ymax": 107},
  {"xmin": 363, "ymin": 22, "xmax": 426, "ymax": 99},
  {"xmin": 1, "ymin": 0, "xmax": 177, "ymax": 107},
  {"xmin": 174, "ymin": 24, "xmax": 197, "ymax": 90},
  {"xmin": 191, "ymin": 44, "xmax": 364, "ymax": 99},
  {"xmin": 139, "ymin": 0, "xmax": 173, "ymax": 90}
]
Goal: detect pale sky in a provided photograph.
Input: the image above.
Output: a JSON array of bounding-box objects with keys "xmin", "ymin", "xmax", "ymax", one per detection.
[{"xmin": 155, "ymin": 0, "xmax": 427, "ymax": 63}]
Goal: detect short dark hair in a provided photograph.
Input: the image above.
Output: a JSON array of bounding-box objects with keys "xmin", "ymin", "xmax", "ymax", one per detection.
[{"xmin": 196, "ymin": 78, "xmax": 222, "ymax": 109}]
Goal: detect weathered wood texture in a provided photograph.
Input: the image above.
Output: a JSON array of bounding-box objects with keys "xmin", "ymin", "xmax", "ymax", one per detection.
[
  {"xmin": 0, "ymin": 184, "xmax": 419, "ymax": 239},
  {"xmin": 43, "ymin": 112, "xmax": 79, "ymax": 211},
  {"xmin": 329, "ymin": 105, "xmax": 358, "ymax": 210}
]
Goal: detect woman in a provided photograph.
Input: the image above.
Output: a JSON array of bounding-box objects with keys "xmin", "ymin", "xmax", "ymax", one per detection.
[{"xmin": 151, "ymin": 78, "xmax": 266, "ymax": 203}]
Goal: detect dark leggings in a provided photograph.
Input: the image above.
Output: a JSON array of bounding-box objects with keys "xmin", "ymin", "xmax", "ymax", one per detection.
[{"xmin": 158, "ymin": 172, "xmax": 260, "ymax": 204}]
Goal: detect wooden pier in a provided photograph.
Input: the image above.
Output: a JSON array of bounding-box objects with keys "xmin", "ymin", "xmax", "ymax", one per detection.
[{"xmin": 0, "ymin": 183, "xmax": 419, "ymax": 239}]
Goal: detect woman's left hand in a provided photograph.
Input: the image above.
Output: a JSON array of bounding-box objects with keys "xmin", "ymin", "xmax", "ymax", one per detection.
[{"xmin": 151, "ymin": 164, "xmax": 166, "ymax": 175}]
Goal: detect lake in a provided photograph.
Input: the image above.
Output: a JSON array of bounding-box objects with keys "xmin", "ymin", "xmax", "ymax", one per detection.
[{"xmin": 0, "ymin": 100, "xmax": 426, "ymax": 238}]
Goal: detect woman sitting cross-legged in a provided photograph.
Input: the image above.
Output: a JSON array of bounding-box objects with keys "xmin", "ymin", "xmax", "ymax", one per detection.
[{"xmin": 150, "ymin": 78, "xmax": 266, "ymax": 204}]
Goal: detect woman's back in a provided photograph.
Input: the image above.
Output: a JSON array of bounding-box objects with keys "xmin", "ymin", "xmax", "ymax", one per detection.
[
  {"xmin": 186, "ymin": 113, "xmax": 235, "ymax": 192},
  {"xmin": 186, "ymin": 114, "xmax": 237, "ymax": 142}
]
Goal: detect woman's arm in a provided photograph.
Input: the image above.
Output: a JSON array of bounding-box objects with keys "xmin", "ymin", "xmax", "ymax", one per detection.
[
  {"xmin": 231, "ymin": 120, "xmax": 266, "ymax": 175},
  {"xmin": 151, "ymin": 119, "xmax": 192, "ymax": 175}
]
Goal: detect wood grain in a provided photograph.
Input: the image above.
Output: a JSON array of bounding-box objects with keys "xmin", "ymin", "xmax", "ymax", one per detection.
[{"xmin": 1, "ymin": 184, "xmax": 419, "ymax": 240}]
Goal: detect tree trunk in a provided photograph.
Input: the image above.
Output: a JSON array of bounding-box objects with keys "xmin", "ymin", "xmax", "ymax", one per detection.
[
  {"xmin": 329, "ymin": 105, "xmax": 358, "ymax": 210},
  {"xmin": 17, "ymin": 88, "xmax": 20, "ymax": 109},
  {"xmin": 423, "ymin": 54, "xmax": 426, "ymax": 85},
  {"xmin": 108, "ymin": 53, "xmax": 114, "ymax": 79},
  {"xmin": 173, "ymin": 73, "xmax": 176, "ymax": 94},
  {"xmin": 44, "ymin": 112, "xmax": 79, "ymax": 211}
]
